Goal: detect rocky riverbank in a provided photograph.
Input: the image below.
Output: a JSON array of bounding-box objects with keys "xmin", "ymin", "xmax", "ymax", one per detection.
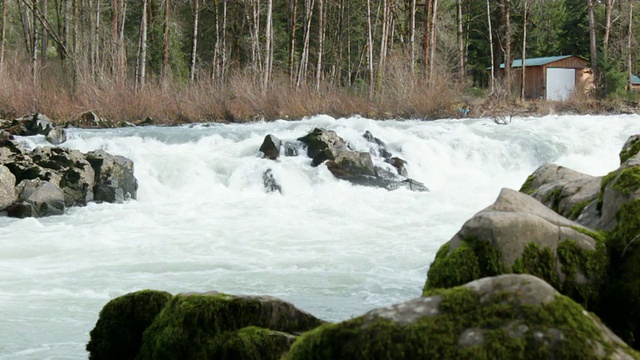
[
  {"xmin": 0, "ymin": 113, "xmax": 138, "ymax": 218},
  {"xmin": 85, "ymin": 134, "xmax": 640, "ymax": 358}
]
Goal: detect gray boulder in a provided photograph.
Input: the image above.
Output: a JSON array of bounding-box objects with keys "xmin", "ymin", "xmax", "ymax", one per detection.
[
  {"xmin": 25, "ymin": 113, "xmax": 53, "ymax": 136},
  {"xmin": 86, "ymin": 150, "xmax": 138, "ymax": 203},
  {"xmin": 283, "ymin": 141, "xmax": 299, "ymax": 157},
  {"xmin": 619, "ymin": 134, "xmax": 640, "ymax": 164},
  {"xmin": 520, "ymin": 164, "xmax": 601, "ymax": 221},
  {"xmin": 45, "ymin": 127, "xmax": 67, "ymax": 145},
  {"xmin": 425, "ymin": 188, "xmax": 606, "ymax": 307},
  {"xmin": 30, "ymin": 147, "xmax": 95, "ymax": 206},
  {"xmin": 0, "ymin": 165, "xmax": 16, "ymax": 210},
  {"xmin": 286, "ymin": 274, "xmax": 638, "ymax": 360},
  {"xmin": 297, "ymin": 128, "xmax": 349, "ymax": 166},
  {"xmin": 363, "ymin": 130, "xmax": 392, "ymax": 159},
  {"xmin": 7, "ymin": 179, "xmax": 65, "ymax": 218},
  {"xmin": 259, "ymin": 134, "xmax": 282, "ymax": 160}
]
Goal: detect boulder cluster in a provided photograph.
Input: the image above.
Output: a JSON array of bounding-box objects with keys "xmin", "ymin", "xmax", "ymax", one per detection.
[
  {"xmin": 0, "ymin": 114, "xmax": 138, "ymax": 218},
  {"xmin": 88, "ymin": 134, "xmax": 640, "ymax": 359},
  {"xmin": 258, "ymin": 128, "xmax": 428, "ymax": 193}
]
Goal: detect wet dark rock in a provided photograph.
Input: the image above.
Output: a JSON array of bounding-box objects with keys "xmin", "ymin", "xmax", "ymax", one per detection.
[
  {"xmin": 298, "ymin": 128, "xmax": 349, "ymax": 166},
  {"xmin": 283, "ymin": 141, "xmax": 299, "ymax": 157},
  {"xmin": 262, "ymin": 169, "xmax": 282, "ymax": 193},
  {"xmin": 138, "ymin": 117, "xmax": 155, "ymax": 126},
  {"xmin": 386, "ymin": 156, "xmax": 409, "ymax": 177},
  {"xmin": 363, "ymin": 130, "xmax": 392, "ymax": 159},
  {"xmin": 86, "ymin": 150, "xmax": 138, "ymax": 203},
  {"xmin": 7, "ymin": 179, "xmax": 65, "ymax": 218},
  {"xmin": 260, "ymin": 134, "xmax": 282, "ymax": 160}
]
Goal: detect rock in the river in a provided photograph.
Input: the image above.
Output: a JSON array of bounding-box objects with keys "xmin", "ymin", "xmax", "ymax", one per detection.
[
  {"xmin": 86, "ymin": 150, "xmax": 138, "ymax": 203},
  {"xmin": 25, "ymin": 113, "xmax": 53, "ymax": 135},
  {"xmin": 262, "ymin": 168, "xmax": 282, "ymax": 193},
  {"xmin": 0, "ymin": 165, "xmax": 16, "ymax": 210},
  {"xmin": 326, "ymin": 151, "xmax": 376, "ymax": 179},
  {"xmin": 620, "ymin": 134, "xmax": 640, "ymax": 164},
  {"xmin": 520, "ymin": 164, "xmax": 600, "ymax": 221},
  {"xmin": 385, "ymin": 156, "xmax": 408, "ymax": 177},
  {"xmin": 87, "ymin": 290, "xmax": 173, "ymax": 360},
  {"xmin": 286, "ymin": 274, "xmax": 638, "ymax": 360},
  {"xmin": 298, "ymin": 128, "xmax": 349, "ymax": 166},
  {"xmin": 260, "ymin": 134, "xmax": 282, "ymax": 160},
  {"xmin": 425, "ymin": 188, "xmax": 606, "ymax": 308},
  {"xmin": 45, "ymin": 126, "xmax": 67, "ymax": 145},
  {"xmin": 30, "ymin": 147, "xmax": 95, "ymax": 206},
  {"xmin": 283, "ymin": 141, "xmax": 299, "ymax": 157},
  {"xmin": 363, "ymin": 130, "xmax": 392, "ymax": 159},
  {"xmin": 7, "ymin": 179, "xmax": 65, "ymax": 217},
  {"xmin": 136, "ymin": 291, "xmax": 324, "ymax": 360}
]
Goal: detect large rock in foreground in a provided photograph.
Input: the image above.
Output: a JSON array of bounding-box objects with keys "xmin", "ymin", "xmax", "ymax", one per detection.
[
  {"xmin": 86, "ymin": 290, "xmax": 172, "ymax": 360},
  {"xmin": 286, "ymin": 274, "xmax": 638, "ymax": 360},
  {"xmin": 86, "ymin": 150, "xmax": 138, "ymax": 203},
  {"xmin": 425, "ymin": 188, "xmax": 606, "ymax": 308},
  {"xmin": 87, "ymin": 290, "xmax": 325, "ymax": 360}
]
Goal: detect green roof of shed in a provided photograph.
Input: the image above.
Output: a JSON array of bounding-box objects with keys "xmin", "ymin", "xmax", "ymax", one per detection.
[
  {"xmin": 632, "ymin": 74, "xmax": 640, "ymax": 85},
  {"xmin": 499, "ymin": 55, "xmax": 575, "ymax": 68}
]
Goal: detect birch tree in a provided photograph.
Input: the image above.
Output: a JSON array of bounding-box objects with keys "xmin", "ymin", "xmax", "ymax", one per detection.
[{"xmin": 189, "ymin": 0, "xmax": 199, "ymax": 82}]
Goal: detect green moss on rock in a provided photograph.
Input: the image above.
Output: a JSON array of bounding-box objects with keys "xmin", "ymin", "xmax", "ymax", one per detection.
[
  {"xmin": 198, "ymin": 326, "xmax": 294, "ymax": 360},
  {"xmin": 136, "ymin": 292, "xmax": 324, "ymax": 360},
  {"xmin": 620, "ymin": 138, "xmax": 640, "ymax": 164},
  {"xmin": 520, "ymin": 174, "xmax": 537, "ymax": 195},
  {"xmin": 285, "ymin": 281, "xmax": 638, "ymax": 360},
  {"xmin": 597, "ymin": 170, "xmax": 618, "ymax": 214},
  {"xmin": 557, "ymin": 239, "xmax": 607, "ymax": 308},
  {"xmin": 512, "ymin": 243, "xmax": 560, "ymax": 290},
  {"xmin": 600, "ymin": 200, "xmax": 640, "ymax": 348},
  {"xmin": 568, "ymin": 199, "xmax": 592, "ymax": 220},
  {"xmin": 424, "ymin": 237, "xmax": 504, "ymax": 292},
  {"xmin": 86, "ymin": 290, "xmax": 173, "ymax": 360},
  {"xmin": 612, "ymin": 166, "xmax": 640, "ymax": 196}
]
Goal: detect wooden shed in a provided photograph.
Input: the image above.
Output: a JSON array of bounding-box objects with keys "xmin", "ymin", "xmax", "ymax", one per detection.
[
  {"xmin": 498, "ymin": 55, "xmax": 592, "ymax": 101},
  {"xmin": 631, "ymin": 74, "xmax": 640, "ymax": 91}
]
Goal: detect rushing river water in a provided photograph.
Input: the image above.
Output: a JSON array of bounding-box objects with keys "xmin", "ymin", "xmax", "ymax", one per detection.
[{"xmin": 1, "ymin": 114, "xmax": 639, "ymax": 358}]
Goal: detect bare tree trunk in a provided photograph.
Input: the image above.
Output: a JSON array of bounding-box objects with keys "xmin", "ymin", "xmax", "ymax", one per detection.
[
  {"xmin": 189, "ymin": 0, "xmax": 199, "ymax": 82},
  {"xmin": 41, "ymin": 0, "xmax": 47, "ymax": 63},
  {"xmin": 628, "ymin": 0, "xmax": 633, "ymax": 93},
  {"xmin": 503, "ymin": 0, "xmax": 511, "ymax": 95},
  {"xmin": 424, "ymin": 0, "xmax": 432, "ymax": 79},
  {"xmin": 521, "ymin": 0, "xmax": 527, "ymax": 100},
  {"xmin": 315, "ymin": 0, "xmax": 323, "ymax": 91},
  {"xmin": 250, "ymin": 0, "xmax": 261, "ymax": 74},
  {"xmin": 0, "ymin": 0, "xmax": 6, "ymax": 71},
  {"xmin": 111, "ymin": 0, "xmax": 117, "ymax": 76},
  {"xmin": 588, "ymin": 0, "xmax": 597, "ymax": 77},
  {"xmin": 296, "ymin": 0, "xmax": 314, "ymax": 88},
  {"xmin": 118, "ymin": 0, "xmax": 126, "ymax": 80},
  {"xmin": 137, "ymin": 0, "xmax": 147, "ymax": 88},
  {"xmin": 263, "ymin": 0, "xmax": 273, "ymax": 92},
  {"xmin": 366, "ymin": 0, "xmax": 373, "ymax": 97},
  {"xmin": 487, "ymin": 0, "xmax": 494, "ymax": 93},
  {"xmin": 604, "ymin": 0, "xmax": 612, "ymax": 58},
  {"xmin": 288, "ymin": 0, "xmax": 297, "ymax": 84},
  {"xmin": 377, "ymin": 0, "xmax": 391, "ymax": 94},
  {"xmin": 162, "ymin": 0, "xmax": 170, "ymax": 83},
  {"xmin": 428, "ymin": 0, "xmax": 438, "ymax": 83},
  {"xmin": 409, "ymin": 0, "xmax": 416, "ymax": 77},
  {"xmin": 18, "ymin": 0, "xmax": 32, "ymax": 57},
  {"xmin": 32, "ymin": 0, "xmax": 38, "ymax": 89},
  {"xmin": 456, "ymin": 0, "xmax": 464, "ymax": 80}
]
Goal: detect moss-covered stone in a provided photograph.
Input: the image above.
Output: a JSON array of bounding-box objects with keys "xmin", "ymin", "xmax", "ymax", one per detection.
[
  {"xmin": 568, "ymin": 199, "xmax": 593, "ymax": 220},
  {"xmin": 600, "ymin": 200, "xmax": 640, "ymax": 348},
  {"xmin": 519, "ymin": 174, "xmax": 537, "ymax": 195},
  {"xmin": 612, "ymin": 166, "xmax": 640, "ymax": 196},
  {"xmin": 620, "ymin": 136, "xmax": 640, "ymax": 164},
  {"xmin": 193, "ymin": 326, "xmax": 295, "ymax": 360},
  {"xmin": 136, "ymin": 292, "xmax": 324, "ymax": 360},
  {"xmin": 544, "ymin": 188, "xmax": 564, "ymax": 213},
  {"xmin": 286, "ymin": 275, "xmax": 639, "ymax": 360},
  {"xmin": 597, "ymin": 170, "xmax": 618, "ymax": 214},
  {"xmin": 512, "ymin": 243, "xmax": 561, "ymax": 290},
  {"xmin": 424, "ymin": 236, "xmax": 504, "ymax": 291},
  {"xmin": 86, "ymin": 290, "xmax": 173, "ymax": 360}
]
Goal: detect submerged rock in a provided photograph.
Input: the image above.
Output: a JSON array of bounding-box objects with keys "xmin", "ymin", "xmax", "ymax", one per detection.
[
  {"xmin": 86, "ymin": 290, "xmax": 173, "ymax": 360},
  {"xmin": 363, "ymin": 130, "xmax": 392, "ymax": 159},
  {"xmin": 286, "ymin": 274, "xmax": 638, "ymax": 360},
  {"xmin": 425, "ymin": 188, "xmax": 606, "ymax": 308},
  {"xmin": 262, "ymin": 168, "xmax": 282, "ymax": 193}
]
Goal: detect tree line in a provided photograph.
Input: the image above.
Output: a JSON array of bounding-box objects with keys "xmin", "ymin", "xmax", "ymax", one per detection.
[{"xmin": 0, "ymin": 0, "xmax": 637, "ymax": 116}]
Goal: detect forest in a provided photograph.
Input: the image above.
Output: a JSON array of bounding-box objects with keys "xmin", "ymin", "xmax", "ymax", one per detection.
[{"xmin": 0, "ymin": 0, "xmax": 636, "ymax": 123}]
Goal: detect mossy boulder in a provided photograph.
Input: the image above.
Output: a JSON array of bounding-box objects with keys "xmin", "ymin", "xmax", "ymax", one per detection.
[
  {"xmin": 136, "ymin": 291, "xmax": 324, "ymax": 360},
  {"xmin": 285, "ymin": 274, "xmax": 639, "ymax": 360},
  {"xmin": 425, "ymin": 188, "xmax": 607, "ymax": 308},
  {"xmin": 619, "ymin": 134, "xmax": 640, "ymax": 164},
  {"xmin": 519, "ymin": 164, "xmax": 600, "ymax": 222},
  {"xmin": 86, "ymin": 290, "xmax": 173, "ymax": 360}
]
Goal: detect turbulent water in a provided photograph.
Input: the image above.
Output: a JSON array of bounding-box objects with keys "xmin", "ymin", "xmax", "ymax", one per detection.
[{"xmin": 0, "ymin": 114, "xmax": 639, "ymax": 358}]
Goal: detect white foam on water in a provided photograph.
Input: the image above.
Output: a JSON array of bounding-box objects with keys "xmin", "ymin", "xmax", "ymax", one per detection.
[{"xmin": 1, "ymin": 114, "xmax": 639, "ymax": 358}]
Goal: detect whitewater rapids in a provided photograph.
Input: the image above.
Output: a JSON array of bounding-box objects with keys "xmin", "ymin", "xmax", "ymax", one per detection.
[{"xmin": 1, "ymin": 114, "xmax": 639, "ymax": 358}]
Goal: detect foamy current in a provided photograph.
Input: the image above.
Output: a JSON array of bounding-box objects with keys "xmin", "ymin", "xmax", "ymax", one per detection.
[{"xmin": 1, "ymin": 114, "xmax": 639, "ymax": 358}]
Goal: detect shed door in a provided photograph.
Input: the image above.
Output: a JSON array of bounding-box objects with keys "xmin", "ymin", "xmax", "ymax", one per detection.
[{"xmin": 546, "ymin": 68, "xmax": 576, "ymax": 101}]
